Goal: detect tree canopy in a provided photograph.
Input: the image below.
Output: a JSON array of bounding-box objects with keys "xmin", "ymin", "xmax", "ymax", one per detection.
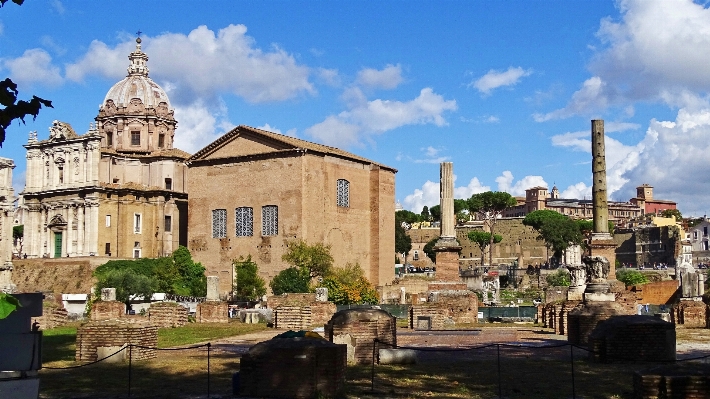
[
  {"xmin": 660, "ymin": 209, "xmax": 682, "ymax": 221},
  {"xmin": 546, "ymin": 269, "xmax": 570, "ymax": 287},
  {"xmin": 94, "ymin": 268, "xmax": 156, "ymax": 310},
  {"xmin": 523, "ymin": 210, "xmax": 583, "ymax": 260},
  {"xmin": 429, "ymin": 205, "xmax": 440, "ymax": 222},
  {"xmin": 270, "ymin": 267, "xmax": 310, "ymax": 295},
  {"xmin": 282, "ymin": 240, "xmax": 334, "ymax": 279},
  {"xmin": 467, "ymin": 230, "xmax": 502, "ymax": 266},
  {"xmin": 233, "ymin": 255, "xmax": 267, "ymax": 301},
  {"xmin": 319, "ymin": 263, "xmax": 378, "ymax": 305},
  {"xmin": 421, "ymin": 206, "xmax": 431, "ymax": 221},
  {"xmin": 616, "ymin": 269, "xmax": 649, "ymax": 287},
  {"xmin": 467, "ymin": 191, "xmax": 517, "ymax": 266},
  {"xmin": 423, "ymin": 237, "xmax": 438, "ymax": 264}
]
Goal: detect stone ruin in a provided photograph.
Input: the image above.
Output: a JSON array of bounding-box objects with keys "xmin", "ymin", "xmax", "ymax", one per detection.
[
  {"xmin": 196, "ymin": 276, "xmax": 228, "ymax": 323},
  {"xmin": 239, "ymin": 337, "xmax": 346, "ymax": 399},
  {"xmin": 587, "ymin": 315, "xmax": 675, "ymax": 363},
  {"xmin": 75, "ymin": 319, "xmax": 157, "ymax": 362},
  {"xmin": 325, "ymin": 308, "xmax": 396, "ymax": 365},
  {"xmin": 148, "ymin": 302, "xmax": 188, "ymax": 328},
  {"xmin": 268, "ymin": 292, "xmax": 337, "ymax": 330},
  {"xmin": 409, "ymin": 290, "xmax": 478, "ymax": 330}
]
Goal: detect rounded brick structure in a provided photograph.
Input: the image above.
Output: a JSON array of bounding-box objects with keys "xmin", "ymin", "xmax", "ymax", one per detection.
[
  {"xmin": 325, "ymin": 308, "xmax": 396, "ymax": 364},
  {"xmin": 588, "ymin": 315, "xmax": 676, "ymax": 363},
  {"xmin": 567, "ymin": 301, "xmax": 628, "ymax": 346},
  {"xmin": 75, "ymin": 319, "xmax": 158, "ymax": 362}
]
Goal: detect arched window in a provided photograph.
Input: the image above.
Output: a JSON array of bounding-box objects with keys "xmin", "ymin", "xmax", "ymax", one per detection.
[{"xmin": 336, "ymin": 179, "xmax": 349, "ymax": 207}]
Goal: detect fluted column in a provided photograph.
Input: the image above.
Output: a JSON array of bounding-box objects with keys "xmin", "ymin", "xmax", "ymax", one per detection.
[
  {"xmin": 591, "ymin": 120, "xmax": 609, "ymax": 234},
  {"xmin": 439, "ymin": 162, "xmax": 455, "ymax": 239},
  {"xmin": 63, "ymin": 206, "xmax": 72, "ymax": 257},
  {"xmin": 77, "ymin": 205, "xmax": 84, "ymax": 256}
]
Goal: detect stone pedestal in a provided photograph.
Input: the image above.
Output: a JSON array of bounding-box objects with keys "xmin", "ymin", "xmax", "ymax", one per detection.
[
  {"xmin": 589, "ymin": 233, "xmax": 617, "ymax": 280},
  {"xmin": 0, "ymin": 261, "xmax": 15, "ymax": 293},
  {"xmin": 206, "ymin": 276, "xmax": 220, "ymax": 301},
  {"xmin": 433, "ymin": 245, "xmax": 461, "ymax": 282},
  {"xmin": 567, "ymin": 301, "xmax": 628, "ymax": 346}
]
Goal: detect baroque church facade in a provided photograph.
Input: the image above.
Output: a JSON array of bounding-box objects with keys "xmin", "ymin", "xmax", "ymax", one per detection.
[{"xmin": 21, "ymin": 38, "xmax": 189, "ymax": 259}]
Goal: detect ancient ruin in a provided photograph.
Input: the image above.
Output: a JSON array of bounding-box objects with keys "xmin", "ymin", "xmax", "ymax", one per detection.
[
  {"xmin": 325, "ymin": 308, "xmax": 396, "ymax": 365},
  {"xmin": 433, "ymin": 162, "xmax": 462, "ymax": 281}
]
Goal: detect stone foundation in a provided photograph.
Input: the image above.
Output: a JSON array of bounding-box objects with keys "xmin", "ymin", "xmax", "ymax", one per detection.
[
  {"xmin": 196, "ymin": 301, "xmax": 228, "ymax": 323},
  {"xmin": 148, "ymin": 302, "xmax": 188, "ymax": 328},
  {"xmin": 634, "ymin": 364, "xmax": 710, "ymax": 399},
  {"xmin": 268, "ymin": 294, "xmax": 336, "ymax": 327},
  {"xmin": 409, "ymin": 290, "xmax": 478, "ymax": 329},
  {"xmin": 671, "ymin": 300, "xmax": 708, "ymax": 328},
  {"xmin": 588, "ymin": 316, "xmax": 675, "ymax": 363},
  {"xmin": 540, "ymin": 301, "xmax": 581, "ymax": 335},
  {"xmin": 75, "ymin": 319, "xmax": 158, "ymax": 361},
  {"xmin": 325, "ymin": 308, "xmax": 396, "ymax": 365},
  {"xmin": 90, "ymin": 301, "xmax": 125, "ymax": 321},
  {"xmin": 240, "ymin": 338, "xmax": 346, "ymax": 399},
  {"xmin": 31, "ymin": 301, "xmax": 69, "ymax": 330},
  {"xmin": 274, "ymin": 306, "xmax": 312, "ymax": 330},
  {"xmin": 567, "ymin": 301, "xmax": 629, "ymax": 346},
  {"xmin": 433, "ymin": 249, "xmax": 461, "ymax": 281}
]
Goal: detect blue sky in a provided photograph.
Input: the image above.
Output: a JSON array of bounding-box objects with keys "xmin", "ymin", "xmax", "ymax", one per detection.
[{"xmin": 1, "ymin": 0, "xmax": 710, "ymax": 216}]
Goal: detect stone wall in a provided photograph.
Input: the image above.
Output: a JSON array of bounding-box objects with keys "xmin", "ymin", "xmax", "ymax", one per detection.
[
  {"xmin": 148, "ymin": 302, "xmax": 188, "ymax": 328},
  {"xmin": 267, "ymin": 294, "xmax": 337, "ymax": 327},
  {"xmin": 631, "ymin": 280, "xmax": 678, "ymax": 305},
  {"xmin": 196, "ymin": 301, "xmax": 228, "ymax": 323},
  {"xmin": 31, "ymin": 299, "xmax": 69, "ymax": 330},
  {"xmin": 75, "ymin": 320, "xmax": 158, "ymax": 361},
  {"xmin": 544, "ymin": 287, "xmax": 569, "ymax": 304},
  {"xmin": 588, "ymin": 316, "xmax": 676, "ymax": 363},
  {"xmin": 325, "ymin": 308, "xmax": 396, "ymax": 365},
  {"xmin": 633, "ymin": 364, "xmax": 710, "ymax": 399},
  {"xmin": 379, "ymin": 277, "xmax": 432, "ymax": 304},
  {"xmin": 409, "ymin": 291, "xmax": 478, "ymax": 329},
  {"xmin": 671, "ymin": 300, "xmax": 708, "ymax": 328},
  {"xmin": 541, "ymin": 301, "xmax": 581, "ymax": 335},
  {"xmin": 274, "ymin": 306, "xmax": 312, "ymax": 330},
  {"xmin": 11, "ymin": 257, "xmax": 106, "ymax": 294},
  {"xmin": 91, "ymin": 301, "xmax": 125, "ymax": 321}
]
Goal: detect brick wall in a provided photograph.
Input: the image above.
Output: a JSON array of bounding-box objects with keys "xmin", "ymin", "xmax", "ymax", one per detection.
[
  {"xmin": 408, "ymin": 291, "xmax": 478, "ymax": 329},
  {"xmin": 428, "ymin": 282, "xmax": 467, "ymax": 291},
  {"xmin": 588, "ymin": 316, "xmax": 675, "ymax": 363},
  {"xmin": 631, "ymin": 280, "xmax": 678, "ymax": 305},
  {"xmin": 325, "ymin": 309, "xmax": 396, "ymax": 365},
  {"xmin": 268, "ymin": 293, "xmax": 317, "ymax": 307},
  {"xmin": 567, "ymin": 302, "xmax": 630, "ymax": 346},
  {"xmin": 91, "ymin": 301, "xmax": 125, "ymax": 321},
  {"xmin": 379, "ymin": 277, "xmax": 432, "ymax": 304},
  {"xmin": 671, "ymin": 300, "xmax": 708, "ymax": 328},
  {"xmin": 148, "ymin": 302, "xmax": 188, "ymax": 328},
  {"xmin": 75, "ymin": 320, "xmax": 158, "ymax": 361},
  {"xmin": 196, "ymin": 301, "xmax": 228, "ymax": 323},
  {"xmin": 240, "ymin": 339, "xmax": 346, "ymax": 399},
  {"xmin": 274, "ymin": 306, "xmax": 312, "ymax": 330},
  {"xmin": 32, "ymin": 301, "xmax": 69, "ymax": 330},
  {"xmin": 633, "ymin": 364, "xmax": 710, "ymax": 399},
  {"xmin": 267, "ymin": 294, "xmax": 336, "ymax": 327},
  {"xmin": 544, "ymin": 287, "xmax": 569, "ymax": 304}
]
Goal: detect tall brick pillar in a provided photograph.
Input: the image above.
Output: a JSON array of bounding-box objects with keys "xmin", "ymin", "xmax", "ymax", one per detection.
[{"xmin": 434, "ymin": 162, "xmax": 461, "ymax": 281}]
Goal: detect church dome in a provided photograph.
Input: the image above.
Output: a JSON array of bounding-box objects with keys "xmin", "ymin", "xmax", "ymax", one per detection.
[{"xmin": 101, "ymin": 38, "xmax": 172, "ymax": 111}]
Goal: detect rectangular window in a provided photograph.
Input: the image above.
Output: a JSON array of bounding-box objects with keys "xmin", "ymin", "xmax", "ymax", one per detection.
[
  {"xmin": 158, "ymin": 134, "xmax": 165, "ymax": 148},
  {"xmin": 164, "ymin": 215, "xmax": 172, "ymax": 232},
  {"xmin": 58, "ymin": 166, "xmax": 64, "ymax": 184},
  {"xmin": 134, "ymin": 213, "xmax": 142, "ymax": 234},
  {"xmin": 165, "ymin": 178, "xmax": 172, "ymax": 190},
  {"xmin": 107, "ymin": 133, "xmax": 113, "ymax": 146},
  {"xmin": 131, "ymin": 131, "xmax": 140, "ymax": 146},
  {"xmin": 262, "ymin": 205, "xmax": 278, "ymax": 236},
  {"xmin": 105, "ymin": 215, "xmax": 111, "ymax": 227},
  {"xmin": 105, "ymin": 243, "xmax": 111, "ymax": 256},
  {"xmin": 336, "ymin": 179, "xmax": 350, "ymax": 207},
  {"xmin": 236, "ymin": 207, "xmax": 253, "ymax": 236},
  {"xmin": 133, "ymin": 249, "xmax": 141, "ymax": 259},
  {"xmin": 212, "ymin": 209, "xmax": 227, "ymax": 238}
]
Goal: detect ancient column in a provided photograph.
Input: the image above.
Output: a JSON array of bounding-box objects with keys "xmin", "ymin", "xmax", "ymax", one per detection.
[
  {"xmin": 433, "ymin": 162, "xmax": 462, "ymax": 281},
  {"xmin": 588, "ymin": 120, "xmax": 618, "ymax": 282}
]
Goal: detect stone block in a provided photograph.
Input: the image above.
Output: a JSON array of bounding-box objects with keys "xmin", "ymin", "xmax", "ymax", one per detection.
[
  {"xmin": 379, "ymin": 349, "xmax": 417, "ymax": 365},
  {"xmin": 96, "ymin": 345, "xmax": 126, "ymax": 363},
  {"xmin": 101, "ymin": 288, "xmax": 116, "ymax": 302},
  {"xmin": 196, "ymin": 301, "xmax": 228, "ymax": 323},
  {"xmin": 315, "ymin": 288, "xmax": 328, "ymax": 302},
  {"xmin": 332, "ymin": 333, "xmax": 356, "ymax": 364},
  {"xmin": 206, "ymin": 276, "xmax": 219, "ymax": 301}
]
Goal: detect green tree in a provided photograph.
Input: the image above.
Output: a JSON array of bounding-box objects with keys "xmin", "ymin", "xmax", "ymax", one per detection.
[
  {"xmin": 546, "ymin": 269, "xmax": 571, "ymax": 287},
  {"xmin": 319, "ymin": 263, "xmax": 378, "ymax": 305},
  {"xmin": 429, "ymin": 205, "xmax": 440, "ymax": 222},
  {"xmin": 233, "ymin": 255, "xmax": 266, "ymax": 301},
  {"xmin": 467, "ymin": 230, "xmax": 502, "ymax": 266},
  {"xmin": 172, "ymin": 246, "xmax": 207, "ymax": 296},
  {"xmin": 270, "ymin": 267, "xmax": 310, "ymax": 295},
  {"xmin": 395, "ymin": 209, "xmax": 423, "ymax": 224},
  {"xmin": 282, "ymin": 240, "xmax": 334, "ymax": 279},
  {"xmin": 94, "ymin": 269, "xmax": 156, "ymax": 312},
  {"xmin": 421, "ymin": 205, "xmax": 431, "ymax": 221},
  {"xmin": 467, "ymin": 191, "xmax": 517, "ymax": 266},
  {"xmin": 395, "ymin": 221, "xmax": 412, "ymax": 264},
  {"xmin": 423, "ymin": 237, "xmax": 438, "ymax": 264},
  {"xmin": 660, "ymin": 209, "xmax": 682, "ymax": 221},
  {"xmin": 616, "ymin": 269, "xmax": 649, "ymax": 286},
  {"xmin": 524, "ymin": 210, "xmax": 584, "ymax": 263}
]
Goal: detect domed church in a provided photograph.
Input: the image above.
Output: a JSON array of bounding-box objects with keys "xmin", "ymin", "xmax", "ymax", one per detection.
[{"xmin": 21, "ymin": 38, "xmax": 189, "ymax": 259}]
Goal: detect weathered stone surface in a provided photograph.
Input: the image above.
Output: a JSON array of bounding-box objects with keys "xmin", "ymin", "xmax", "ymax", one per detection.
[
  {"xmin": 91, "ymin": 301, "xmax": 125, "ymax": 321},
  {"xmin": 379, "ymin": 348, "xmax": 417, "ymax": 364},
  {"xmin": 196, "ymin": 301, "xmax": 227, "ymax": 323},
  {"xmin": 325, "ymin": 308, "xmax": 396, "ymax": 365},
  {"xmin": 148, "ymin": 302, "xmax": 188, "ymax": 328},
  {"xmin": 101, "ymin": 288, "xmax": 116, "ymax": 302},
  {"xmin": 588, "ymin": 315, "xmax": 675, "ymax": 363},
  {"xmin": 206, "ymin": 276, "xmax": 219, "ymax": 301},
  {"xmin": 76, "ymin": 319, "xmax": 157, "ymax": 362}
]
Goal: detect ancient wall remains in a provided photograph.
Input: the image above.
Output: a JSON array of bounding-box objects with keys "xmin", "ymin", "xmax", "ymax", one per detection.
[
  {"xmin": 148, "ymin": 302, "xmax": 188, "ymax": 328},
  {"xmin": 11, "ymin": 257, "xmax": 106, "ymax": 294},
  {"xmin": 588, "ymin": 316, "xmax": 676, "ymax": 363},
  {"xmin": 409, "ymin": 291, "xmax": 478, "ymax": 329},
  {"xmin": 633, "ymin": 365, "xmax": 710, "ymax": 399},
  {"xmin": 31, "ymin": 300, "xmax": 69, "ymax": 330},
  {"xmin": 196, "ymin": 301, "xmax": 228, "ymax": 323},
  {"xmin": 268, "ymin": 294, "xmax": 336, "ymax": 327},
  {"xmin": 630, "ymin": 280, "xmax": 678, "ymax": 305},
  {"xmin": 91, "ymin": 301, "xmax": 125, "ymax": 321},
  {"xmin": 671, "ymin": 300, "xmax": 708, "ymax": 328},
  {"xmin": 325, "ymin": 308, "xmax": 396, "ymax": 365},
  {"xmin": 75, "ymin": 319, "xmax": 158, "ymax": 361},
  {"xmin": 274, "ymin": 306, "xmax": 312, "ymax": 330}
]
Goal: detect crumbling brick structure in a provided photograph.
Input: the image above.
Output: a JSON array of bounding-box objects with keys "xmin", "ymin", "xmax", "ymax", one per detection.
[
  {"xmin": 240, "ymin": 337, "xmax": 347, "ymax": 399},
  {"xmin": 588, "ymin": 316, "xmax": 675, "ymax": 363},
  {"xmin": 90, "ymin": 300, "xmax": 125, "ymax": 321},
  {"xmin": 409, "ymin": 290, "xmax": 478, "ymax": 330},
  {"xmin": 633, "ymin": 364, "xmax": 710, "ymax": 399},
  {"xmin": 196, "ymin": 301, "xmax": 228, "ymax": 323},
  {"xmin": 32, "ymin": 301, "xmax": 69, "ymax": 330},
  {"xmin": 268, "ymin": 293, "xmax": 336, "ymax": 327},
  {"xmin": 567, "ymin": 302, "xmax": 630, "ymax": 346},
  {"xmin": 75, "ymin": 319, "xmax": 157, "ymax": 361},
  {"xmin": 325, "ymin": 308, "xmax": 396, "ymax": 365},
  {"xmin": 274, "ymin": 306, "xmax": 312, "ymax": 330},
  {"xmin": 148, "ymin": 302, "xmax": 188, "ymax": 328},
  {"xmin": 671, "ymin": 300, "xmax": 708, "ymax": 328}
]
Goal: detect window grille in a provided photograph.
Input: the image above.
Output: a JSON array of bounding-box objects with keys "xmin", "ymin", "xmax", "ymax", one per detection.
[
  {"xmin": 236, "ymin": 207, "xmax": 253, "ymax": 236},
  {"xmin": 212, "ymin": 209, "xmax": 227, "ymax": 238},
  {"xmin": 262, "ymin": 206, "xmax": 278, "ymax": 236},
  {"xmin": 336, "ymin": 179, "xmax": 350, "ymax": 207}
]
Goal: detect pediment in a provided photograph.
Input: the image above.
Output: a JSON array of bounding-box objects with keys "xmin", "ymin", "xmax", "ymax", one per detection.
[
  {"xmin": 49, "ymin": 214, "xmax": 67, "ymax": 226},
  {"xmin": 195, "ymin": 128, "xmax": 295, "ymax": 161}
]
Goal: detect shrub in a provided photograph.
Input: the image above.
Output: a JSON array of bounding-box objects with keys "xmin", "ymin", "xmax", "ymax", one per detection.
[
  {"xmin": 616, "ymin": 269, "xmax": 649, "ymax": 286},
  {"xmin": 546, "ymin": 269, "xmax": 570, "ymax": 287}
]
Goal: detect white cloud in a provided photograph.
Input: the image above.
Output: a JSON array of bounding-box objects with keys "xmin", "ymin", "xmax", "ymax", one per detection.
[
  {"xmin": 536, "ymin": 0, "xmax": 710, "ymax": 120},
  {"xmin": 471, "ymin": 66, "xmax": 532, "ymax": 96},
  {"xmin": 453, "ymin": 177, "xmax": 490, "ymax": 199},
  {"xmin": 306, "ymin": 87, "xmax": 457, "ymax": 147},
  {"xmin": 495, "ymin": 171, "xmax": 548, "ymax": 196},
  {"xmin": 317, "ymin": 68, "xmax": 340, "ymax": 87},
  {"xmin": 560, "ymin": 182, "xmax": 592, "ymax": 200},
  {"xmin": 172, "ymin": 100, "xmax": 234, "ymax": 154},
  {"xmin": 66, "ymin": 25, "xmax": 314, "ymax": 104},
  {"xmin": 355, "ymin": 64, "xmax": 403, "ymax": 90},
  {"xmin": 413, "ymin": 146, "xmax": 450, "ymax": 164},
  {"xmin": 256, "ymin": 123, "xmax": 298, "ymax": 137},
  {"xmin": 2, "ymin": 48, "xmax": 63, "ymax": 87},
  {"xmin": 40, "ymin": 36, "xmax": 67, "ymax": 56},
  {"xmin": 403, "ymin": 175, "xmax": 491, "ymax": 212},
  {"xmin": 50, "ymin": 0, "xmax": 65, "ymax": 14}
]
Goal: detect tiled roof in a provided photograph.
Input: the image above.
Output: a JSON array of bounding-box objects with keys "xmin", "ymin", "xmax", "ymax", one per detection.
[{"xmin": 100, "ymin": 147, "xmax": 191, "ymax": 160}]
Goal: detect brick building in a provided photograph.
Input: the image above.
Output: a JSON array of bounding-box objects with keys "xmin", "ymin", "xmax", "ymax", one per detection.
[
  {"xmin": 186, "ymin": 125, "xmax": 396, "ymax": 296},
  {"xmin": 629, "ymin": 184, "xmax": 677, "ymax": 215}
]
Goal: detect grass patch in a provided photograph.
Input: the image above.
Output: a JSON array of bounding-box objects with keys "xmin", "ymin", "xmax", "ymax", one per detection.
[
  {"xmin": 157, "ymin": 321, "xmax": 267, "ymax": 348},
  {"xmin": 42, "ymin": 323, "xmax": 80, "ymax": 363}
]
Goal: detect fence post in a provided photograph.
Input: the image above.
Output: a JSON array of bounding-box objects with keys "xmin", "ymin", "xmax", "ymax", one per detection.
[
  {"xmin": 371, "ymin": 339, "xmax": 377, "ymax": 391},
  {"xmin": 497, "ymin": 344, "xmax": 502, "ymax": 399},
  {"xmin": 207, "ymin": 343, "xmax": 211, "ymax": 398},
  {"xmin": 128, "ymin": 344, "xmax": 133, "ymax": 397},
  {"xmin": 570, "ymin": 344, "xmax": 576, "ymax": 399}
]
